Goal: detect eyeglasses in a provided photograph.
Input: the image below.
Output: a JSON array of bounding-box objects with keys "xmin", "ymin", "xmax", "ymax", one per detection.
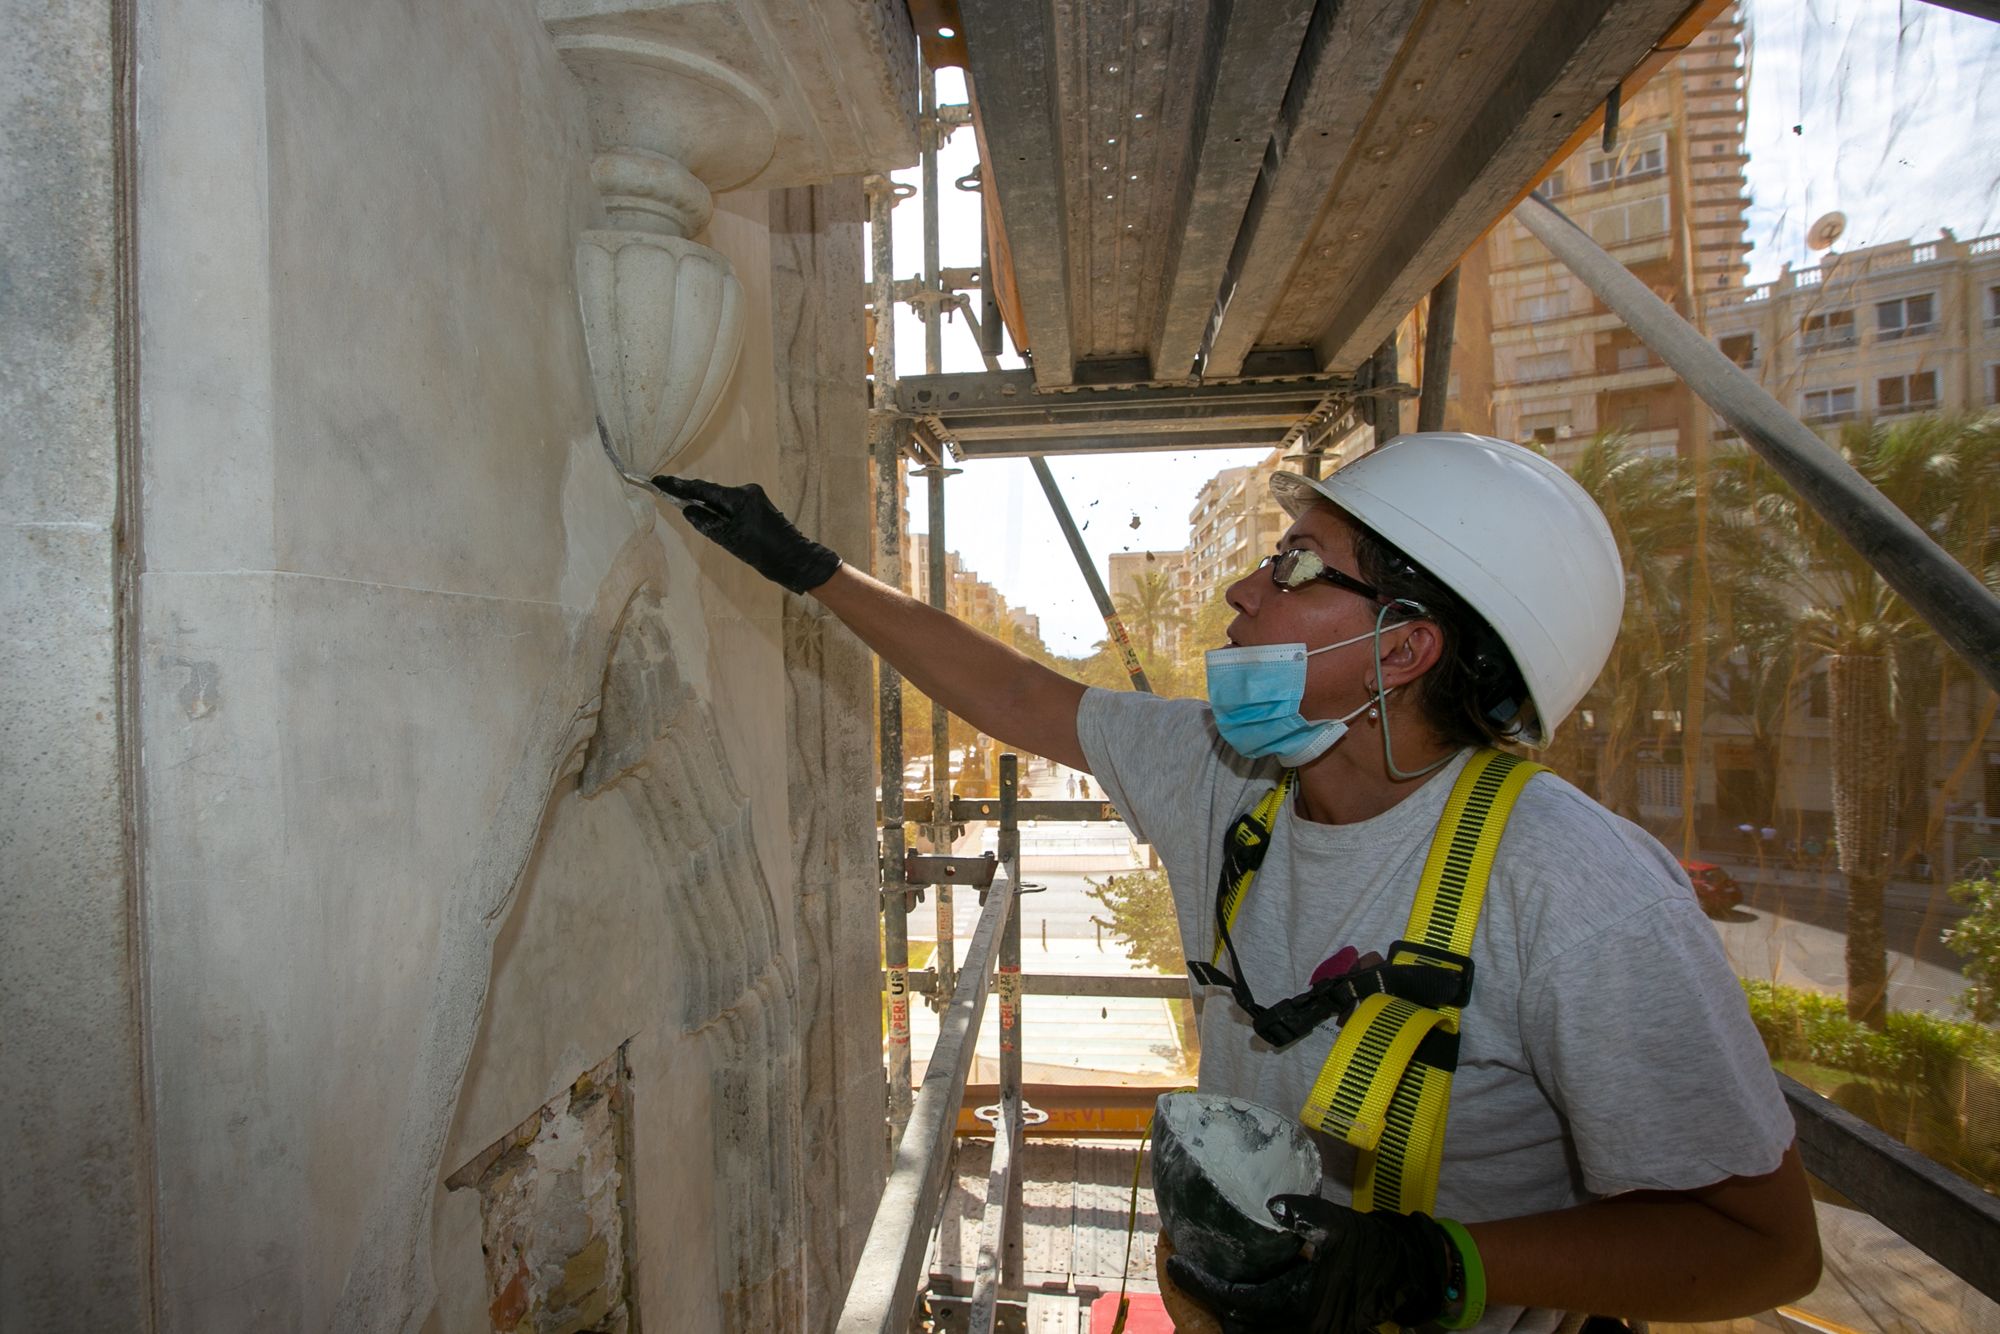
[{"xmin": 1259, "ymin": 548, "xmax": 1385, "ymax": 602}]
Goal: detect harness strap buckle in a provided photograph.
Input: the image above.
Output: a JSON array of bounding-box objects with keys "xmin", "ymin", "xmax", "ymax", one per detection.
[
  {"xmin": 1385, "ymin": 937, "xmax": 1476, "ymax": 1010},
  {"xmin": 1222, "ymin": 810, "xmax": 1275, "ymax": 879},
  {"xmin": 1248, "ymin": 984, "xmax": 1347, "ymax": 1048}
]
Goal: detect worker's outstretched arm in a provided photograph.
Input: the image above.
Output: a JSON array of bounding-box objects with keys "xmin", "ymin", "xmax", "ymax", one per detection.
[{"xmin": 656, "ymin": 475, "xmax": 1088, "ymax": 770}]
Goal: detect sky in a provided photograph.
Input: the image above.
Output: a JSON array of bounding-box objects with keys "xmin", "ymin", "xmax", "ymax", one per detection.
[{"xmin": 870, "ymin": 4, "xmax": 2000, "ymax": 657}]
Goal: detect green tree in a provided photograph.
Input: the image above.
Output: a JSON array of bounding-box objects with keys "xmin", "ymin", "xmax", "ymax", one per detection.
[
  {"xmin": 1691, "ymin": 448, "xmax": 1809, "ymax": 836},
  {"xmin": 1174, "ymin": 583, "xmax": 1244, "ymax": 696},
  {"xmin": 1728, "ymin": 412, "xmax": 2000, "ymax": 1026},
  {"xmin": 1085, "ymin": 868, "xmax": 1184, "ymax": 974},
  {"xmin": 1943, "ymin": 870, "xmax": 2000, "ymax": 1024},
  {"xmin": 1113, "ymin": 567, "xmax": 1186, "ymax": 657},
  {"xmin": 1555, "ymin": 433, "xmax": 1698, "ymax": 816}
]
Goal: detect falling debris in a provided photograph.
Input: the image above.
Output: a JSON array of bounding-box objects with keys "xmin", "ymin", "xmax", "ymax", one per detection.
[{"xmin": 1128, "ymin": 514, "xmax": 1142, "ymax": 530}]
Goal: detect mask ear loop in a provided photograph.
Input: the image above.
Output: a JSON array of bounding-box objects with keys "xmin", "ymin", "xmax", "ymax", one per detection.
[{"xmin": 1372, "ymin": 599, "xmax": 1454, "ymax": 781}]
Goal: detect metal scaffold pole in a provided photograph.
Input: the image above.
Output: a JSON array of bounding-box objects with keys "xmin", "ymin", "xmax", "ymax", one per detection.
[
  {"xmin": 925, "ymin": 464, "xmax": 958, "ymax": 1000},
  {"xmin": 919, "ymin": 60, "xmax": 962, "ymax": 1002},
  {"xmin": 1417, "ymin": 267, "xmax": 1459, "ymax": 434},
  {"xmin": 1517, "ymin": 194, "xmax": 2000, "ymax": 696},
  {"xmin": 996, "ymin": 753, "xmax": 1025, "ymax": 1293},
  {"xmin": 868, "ymin": 169, "xmax": 914, "ymax": 1138}
]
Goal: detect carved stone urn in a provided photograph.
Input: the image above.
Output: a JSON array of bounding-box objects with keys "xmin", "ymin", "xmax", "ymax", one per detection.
[
  {"xmin": 574, "ymin": 225, "xmax": 744, "ymax": 478},
  {"xmin": 543, "ymin": 0, "xmax": 920, "ymax": 474},
  {"xmin": 550, "ymin": 24, "xmax": 777, "ymax": 475}
]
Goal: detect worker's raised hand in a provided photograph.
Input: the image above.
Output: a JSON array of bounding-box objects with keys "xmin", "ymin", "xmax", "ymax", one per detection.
[
  {"xmin": 1161, "ymin": 1195, "xmax": 1457, "ymax": 1334},
  {"xmin": 652, "ymin": 475, "xmax": 843, "ymax": 595}
]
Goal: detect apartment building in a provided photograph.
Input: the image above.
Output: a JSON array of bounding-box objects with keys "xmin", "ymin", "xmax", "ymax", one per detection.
[
  {"xmin": 1184, "ymin": 451, "xmax": 1289, "ymax": 611},
  {"xmin": 1480, "ymin": 5, "xmax": 1751, "ymax": 467},
  {"xmin": 1701, "ymin": 230, "xmax": 2000, "ymax": 431},
  {"xmin": 908, "ymin": 533, "xmax": 1013, "ymax": 633}
]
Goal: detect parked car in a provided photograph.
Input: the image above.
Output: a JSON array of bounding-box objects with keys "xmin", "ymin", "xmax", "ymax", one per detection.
[{"xmin": 1680, "ymin": 860, "xmax": 1743, "ymax": 919}]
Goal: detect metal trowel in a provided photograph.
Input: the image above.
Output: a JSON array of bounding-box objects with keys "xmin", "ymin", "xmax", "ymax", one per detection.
[{"xmin": 596, "ymin": 415, "xmax": 715, "ymax": 519}]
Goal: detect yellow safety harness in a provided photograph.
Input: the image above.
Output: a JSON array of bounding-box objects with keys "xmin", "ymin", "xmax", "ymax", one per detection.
[{"xmin": 1187, "ymin": 749, "xmax": 1545, "ymax": 1216}]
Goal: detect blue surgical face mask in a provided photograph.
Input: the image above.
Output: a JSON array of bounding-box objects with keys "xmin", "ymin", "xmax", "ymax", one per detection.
[{"xmin": 1205, "ymin": 626, "xmax": 1387, "ymax": 767}]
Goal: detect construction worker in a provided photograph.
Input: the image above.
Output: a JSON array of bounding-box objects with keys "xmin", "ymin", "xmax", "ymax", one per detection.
[{"xmin": 656, "ymin": 433, "xmax": 1819, "ymax": 1333}]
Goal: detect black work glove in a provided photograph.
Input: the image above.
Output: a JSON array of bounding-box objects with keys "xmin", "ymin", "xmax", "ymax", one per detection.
[
  {"xmin": 1163, "ymin": 1196, "xmax": 1454, "ymax": 1334},
  {"xmin": 652, "ymin": 475, "xmax": 843, "ymax": 595}
]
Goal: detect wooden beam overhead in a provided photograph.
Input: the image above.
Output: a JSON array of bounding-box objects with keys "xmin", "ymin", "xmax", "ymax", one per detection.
[
  {"xmin": 1309, "ymin": 0, "xmax": 1696, "ymax": 372},
  {"xmin": 1195, "ymin": 0, "xmax": 1426, "ymax": 379},
  {"xmin": 961, "ymin": 0, "xmax": 1078, "ymax": 386},
  {"xmin": 1147, "ymin": 0, "xmax": 1317, "ymax": 382}
]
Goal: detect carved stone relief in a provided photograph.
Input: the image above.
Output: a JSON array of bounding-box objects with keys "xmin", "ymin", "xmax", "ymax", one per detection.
[{"xmin": 583, "ymin": 583, "xmax": 810, "ymax": 1327}]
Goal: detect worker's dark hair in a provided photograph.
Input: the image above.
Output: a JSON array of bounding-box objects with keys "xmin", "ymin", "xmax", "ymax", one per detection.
[{"xmin": 1350, "ymin": 524, "xmax": 1532, "ymax": 749}]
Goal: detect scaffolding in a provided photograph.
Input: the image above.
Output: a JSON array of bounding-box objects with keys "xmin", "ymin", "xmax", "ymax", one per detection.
[{"xmin": 838, "ymin": 57, "xmax": 2000, "ymax": 1334}]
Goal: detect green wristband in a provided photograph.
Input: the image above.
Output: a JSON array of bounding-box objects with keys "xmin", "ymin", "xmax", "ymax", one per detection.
[{"xmin": 1436, "ymin": 1218, "xmax": 1486, "ymax": 1330}]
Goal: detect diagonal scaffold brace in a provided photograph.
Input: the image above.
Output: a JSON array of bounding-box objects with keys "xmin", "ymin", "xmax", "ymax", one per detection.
[{"xmin": 1028, "ymin": 456, "xmax": 1154, "ymax": 694}]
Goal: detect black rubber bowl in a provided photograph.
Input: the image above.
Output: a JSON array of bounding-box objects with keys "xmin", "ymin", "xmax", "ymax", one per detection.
[{"xmin": 1151, "ymin": 1091, "xmax": 1325, "ymax": 1283}]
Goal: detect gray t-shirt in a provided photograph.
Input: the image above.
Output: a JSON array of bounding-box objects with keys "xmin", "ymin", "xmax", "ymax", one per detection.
[{"xmin": 1077, "ymin": 689, "xmax": 1794, "ymax": 1333}]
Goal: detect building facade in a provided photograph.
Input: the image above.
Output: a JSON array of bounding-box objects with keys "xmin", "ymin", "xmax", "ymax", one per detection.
[
  {"xmin": 1480, "ymin": 5, "xmax": 1750, "ymax": 467},
  {"xmin": 1702, "ymin": 230, "xmax": 2000, "ymax": 432},
  {"xmin": 1185, "ymin": 452, "xmax": 1290, "ymax": 611}
]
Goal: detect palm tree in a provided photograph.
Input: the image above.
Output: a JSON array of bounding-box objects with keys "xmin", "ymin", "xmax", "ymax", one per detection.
[
  {"xmin": 1560, "ymin": 433, "xmax": 1698, "ymax": 819},
  {"xmin": 1727, "ymin": 412, "xmax": 2000, "ymax": 1027},
  {"xmin": 1113, "ymin": 567, "xmax": 1186, "ymax": 658},
  {"xmin": 1697, "ymin": 455, "xmax": 1809, "ymax": 841}
]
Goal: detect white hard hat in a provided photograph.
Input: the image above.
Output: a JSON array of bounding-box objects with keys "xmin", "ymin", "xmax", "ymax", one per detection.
[{"xmin": 1271, "ymin": 433, "xmax": 1623, "ymax": 745}]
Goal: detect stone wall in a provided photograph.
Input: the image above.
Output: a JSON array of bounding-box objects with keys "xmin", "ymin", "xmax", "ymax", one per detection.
[
  {"xmin": 108, "ymin": 1, "xmax": 884, "ymax": 1330},
  {"xmin": 771, "ymin": 178, "xmax": 888, "ymax": 1329},
  {"xmin": 0, "ymin": 0, "xmax": 154, "ymax": 1326}
]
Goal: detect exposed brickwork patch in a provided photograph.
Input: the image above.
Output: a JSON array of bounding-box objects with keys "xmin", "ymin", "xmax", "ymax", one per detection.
[{"xmin": 448, "ymin": 1048, "xmax": 638, "ymax": 1334}]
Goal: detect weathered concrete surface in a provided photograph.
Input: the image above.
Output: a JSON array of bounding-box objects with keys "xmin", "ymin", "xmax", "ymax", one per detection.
[
  {"xmin": 770, "ymin": 177, "xmax": 888, "ymax": 1331},
  {"xmin": 128, "ymin": 1, "xmax": 883, "ymax": 1329},
  {"xmin": 0, "ymin": 0, "xmax": 153, "ymax": 1327}
]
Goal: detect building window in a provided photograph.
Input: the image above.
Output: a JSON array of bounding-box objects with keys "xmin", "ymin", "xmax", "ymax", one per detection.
[
  {"xmin": 1514, "ymin": 291, "xmax": 1570, "ymax": 323},
  {"xmin": 1987, "ymin": 285, "xmax": 2000, "ymax": 329},
  {"xmin": 1520, "ymin": 410, "xmax": 1573, "ymax": 444},
  {"xmin": 1615, "ymin": 344, "xmax": 1655, "ymax": 372},
  {"xmin": 1877, "ymin": 370, "xmax": 1939, "ymax": 415},
  {"xmin": 1535, "ymin": 170, "xmax": 1566, "ymax": 200},
  {"xmin": 1586, "ymin": 134, "xmax": 1667, "ymax": 187},
  {"xmin": 1875, "ymin": 294, "xmax": 1936, "ymax": 340},
  {"xmin": 1802, "ymin": 386, "xmax": 1857, "ymax": 422},
  {"xmin": 1515, "ymin": 351, "xmax": 1573, "ymax": 384},
  {"xmin": 1719, "ymin": 332, "xmax": 1756, "ymax": 368},
  {"xmin": 1586, "ymin": 197, "xmax": 1669, "ymax": 246},
  {"xmin": 1989, "ymin": 363, "xmax": 2000, "ymax": 405},
  {"xmin": 1800, "ymin": 309, "xmax": 1856, "ymax": 351}
]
